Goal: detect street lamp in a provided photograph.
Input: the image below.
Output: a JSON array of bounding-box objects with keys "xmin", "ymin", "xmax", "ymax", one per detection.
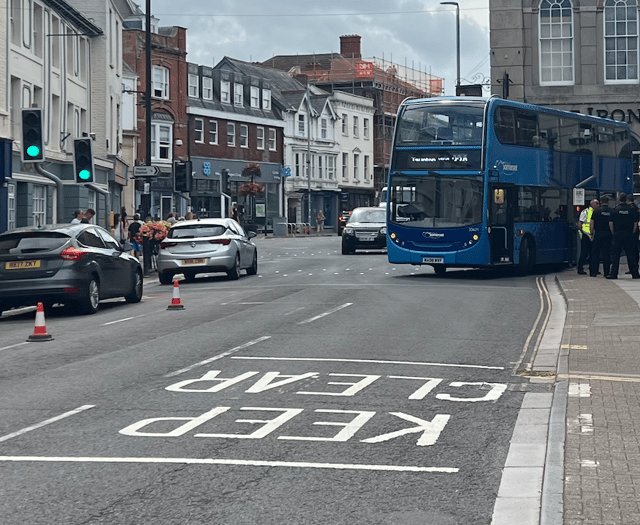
[{"xmin": 441, "ymin": 2, "xmax": 460, "ymax": 92}]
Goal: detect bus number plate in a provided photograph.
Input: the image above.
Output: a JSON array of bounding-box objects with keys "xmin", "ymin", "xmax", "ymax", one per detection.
[{"xmin": 422, "ymin": 257, "xmax": 444, "ymax": 264}]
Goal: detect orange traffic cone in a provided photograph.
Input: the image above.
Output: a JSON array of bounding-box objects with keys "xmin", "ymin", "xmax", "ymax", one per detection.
[
  {"xmin": 28, "ymin": 302, "xmax": 53, "ymax": 342},
  {"xmin": 167, "ymin": 280, "xmax": 185, "ymax": 310}
]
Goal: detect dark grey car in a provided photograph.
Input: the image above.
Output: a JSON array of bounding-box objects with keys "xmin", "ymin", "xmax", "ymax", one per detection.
[
  {"xmin": 341, "ymin": 207, "xmax": 387, "ymax": 254},
  {"xmin": 0, "ymin": 224, "xmax": 143, "ymax": 317}
]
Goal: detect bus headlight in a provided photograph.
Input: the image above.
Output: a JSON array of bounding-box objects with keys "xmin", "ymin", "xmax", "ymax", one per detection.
[
  {"xmin": 472, "ymin": 234, "xmax": 479, "ymax": 241},
  {"xmin": 390, "ymin": 232, "xmax": 397, "ymax": 240}
]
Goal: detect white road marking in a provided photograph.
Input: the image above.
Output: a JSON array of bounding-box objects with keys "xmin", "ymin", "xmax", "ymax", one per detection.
[
  {"xmin": 0, "ymin": 405, "xmax": 95, "ymax": 443},
  {"xmin": 102, "ymin": 314, "xmax": 147, "ymax": 326},
  {"xmin": 284, "ymin": 307, "xmax": 305, "ymax": 316},
  {"xmin": 298, "ymin": 303, "xmax": 353, "ymax": 324},
  {"xmin": 0, "ymin": 342, "xmax": 30, "ymax": 352},
  {"xmin": 232, "ymin": 356, "xmax": 505, "ymax": 371},
  {"xmin": 0, "ymin": 455, "xmax": 459, "ymax": 473},
  {"xmin": 165, "ymin": 336, "xmax": 272, "ymax": 378}
]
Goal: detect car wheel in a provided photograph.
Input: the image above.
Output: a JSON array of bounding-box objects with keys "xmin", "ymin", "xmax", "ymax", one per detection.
[
  {"xmin": 341, "ymin": 238, "xmax": 353, "ymax": 255},
  {"xmin": 246, "ymin": 252, "xmax": 258, "ymax": 275},
  {"xmin": 158, "ymin": 271, "xmax": 174, "ymax": 285},
  {"xmin": 125, "ymin": 269, "xmax": 143, "ymax": 303},
  {"xmin": 227, "ymin": 254, "xmax": 241, "ymax": 280},
  {"xmin": 78, "ymin": 277, "xmax": 100, "ymax": 315}
]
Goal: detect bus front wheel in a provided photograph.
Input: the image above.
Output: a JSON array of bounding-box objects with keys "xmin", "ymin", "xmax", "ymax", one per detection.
[{"xmin": 433, "ymin": 264, "xmax": 447, "ymax": 276}]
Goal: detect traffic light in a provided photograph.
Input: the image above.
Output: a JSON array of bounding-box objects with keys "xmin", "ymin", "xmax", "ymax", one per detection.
[
  {"xmin": 73, "ymin": 138, "xmax": 94, "ymax": 183},
  {"xmin": 220, "ymin": 168, "xmax": 229, "ymax": 194},
  {"xmin": 21, "ymin": 108, "xmax": 45, "ymax": 162},
  {"xmin": 174, "ymin": 160, "xmax": 191, "ymax": 192}
]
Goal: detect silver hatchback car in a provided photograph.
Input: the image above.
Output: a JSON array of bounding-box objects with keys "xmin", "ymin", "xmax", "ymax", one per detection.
[{"xmin": 156, "ymin": 218, "xmax": 258, "ymax": 284}]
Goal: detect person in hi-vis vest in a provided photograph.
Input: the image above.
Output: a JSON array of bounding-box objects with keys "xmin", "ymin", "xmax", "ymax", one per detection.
[{"xmin": 577, "ymin": 199, "xmax": 599, "ymax": 275}]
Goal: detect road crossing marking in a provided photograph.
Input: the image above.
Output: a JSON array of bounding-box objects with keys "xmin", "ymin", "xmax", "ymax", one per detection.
[
  {"xmin": 232, "ymin": 356, "xmax": 505, "ymax": 371},
  {"xmin": 0, "ymin": 455, "xmax": 459, "ymax": 473},
  {"xmin": 297, "ymin": 303, "xmax": 353, "ymax": 324}
]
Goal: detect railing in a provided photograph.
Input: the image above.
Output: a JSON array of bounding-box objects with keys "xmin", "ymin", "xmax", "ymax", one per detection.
[{"xmin": 287, "ymin": 223, "xmax": 311, "ymax": 235}]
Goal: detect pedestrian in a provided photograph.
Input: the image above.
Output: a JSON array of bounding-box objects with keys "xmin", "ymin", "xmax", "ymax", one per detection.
[
  {"xmin": 316, "ymin": 210, "xmax": 325, "ymax": 234},
  {"xmin": 113, "ymin": 213, "xmax": 122, "ymax": 242},
  {"xmin": 81, "ymin": 208, "xmax": 95, "ymax": 224},
  {"xmin": 166, "ymin": 212, "xmax": 177, "ymax": 225},
  {"xmin": 607, "ymin": 193, "xmax": 639, "ymax": 279},
  {"xmin": 128, "ymin": 213, "xmax": 143, "ymax": 258},
  {"xmin": 589, "ymin": 196, "xmax": 613, "ymax": 277},
  {"xmin": 577, "ymin": 199, "xmax": 599, "ymax": 274},
  {"xmin": 71, "ymin": 210, "xmax": 83, "ymax": 224},
  {"xmin": 629, "ymin": 194, "xmax": 640, "ymax": 259}
]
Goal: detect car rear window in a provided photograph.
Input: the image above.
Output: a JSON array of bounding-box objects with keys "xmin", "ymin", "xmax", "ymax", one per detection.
[
  {"xmin": 349, "ymin": 210, "xmax": 386, "ymax": 223},
  {"xmin": 169, "ymin": 225, "xmax": 227, "ymax": 239},
  {"xmin": 0, "ymin": 232, "xmax": 70, "ymax": 254}
]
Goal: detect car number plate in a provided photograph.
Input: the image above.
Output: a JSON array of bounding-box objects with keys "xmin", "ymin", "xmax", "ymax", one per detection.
[
  {"xmin": 182, "ymin": 258, "xmax": 206, "ymax": 266},
  {"xmin": 5, "ymin": 260, "xmax": 41, "ymax": 270},
  {"xmin": 359, "ymin": 236, "xmax": 375, "ymax": 242},
  {"xmin": 422, "ymin": 257, "xmax": 444, "ymax": 264}
]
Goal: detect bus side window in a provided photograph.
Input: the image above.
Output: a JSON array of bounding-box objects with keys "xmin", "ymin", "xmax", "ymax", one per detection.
[{"xmin": 494, "ymin": 107, "xmax": 516, "ymax": 144}]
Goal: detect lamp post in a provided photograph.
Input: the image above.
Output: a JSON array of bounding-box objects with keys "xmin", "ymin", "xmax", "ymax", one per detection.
[{"xmin": 441, "ymin": 2, "xmax": 460, "ymax": 93}]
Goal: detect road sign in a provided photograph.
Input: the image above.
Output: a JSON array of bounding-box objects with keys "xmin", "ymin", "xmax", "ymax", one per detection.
[{"xmin": 133, "ymin": 166, "xmax": 160, "ymax": 178}]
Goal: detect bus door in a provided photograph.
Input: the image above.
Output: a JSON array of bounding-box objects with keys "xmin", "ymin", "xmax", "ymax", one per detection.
[{"xmin": 489, "ymin": 185, "xmax": 515, "ymax": 263}]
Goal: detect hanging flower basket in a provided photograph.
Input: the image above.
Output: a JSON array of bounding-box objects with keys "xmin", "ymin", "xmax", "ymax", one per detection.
[
  {"xmin": 135, "ymin": 221, "xmax": 169, "ymax": 243},
  {"xmin": 242, "ymin": 163, "xmax": 262, "ymax": 179},
  {"xmin": 239, "ymin": 182, "xmax": 265, "ymax": 196}
]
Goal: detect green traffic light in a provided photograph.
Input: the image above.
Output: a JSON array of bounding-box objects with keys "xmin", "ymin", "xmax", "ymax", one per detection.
[
  {"xmin": 26, "ymin": 145, "xmax": 40, "ymax": 157},
  {"xmin": 78, "ymin": 169, "xmax": 91, "ymax": 180}
]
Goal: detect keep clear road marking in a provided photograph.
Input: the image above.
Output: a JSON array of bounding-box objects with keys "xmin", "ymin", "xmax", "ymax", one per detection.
[
  {"xmin": 298, "ymin": 303, "xmax": 353, "ymax": 324},
  {"xmin": 0, "ymin": 405, "xmax": 95, "ymax": 443},
  {"xmin": 232, "ymin": 356, "xmax": 505, "ymax": 371},
  {"xmin": 0, "ymin": 455, "xmax": 458, "ymax": 473},
  {"xmin": 165, "ymin": 336, "xmax": 272, "ymax": 378}
]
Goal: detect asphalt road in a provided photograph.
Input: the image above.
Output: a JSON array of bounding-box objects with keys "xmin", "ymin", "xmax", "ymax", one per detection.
[{"xmin": 0, "ymin": 236, "xmax": 549, "ymax": 524}]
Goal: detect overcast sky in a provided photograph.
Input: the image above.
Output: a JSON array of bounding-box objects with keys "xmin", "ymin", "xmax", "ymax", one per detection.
[{"xmin": 149, "ymin": 0, "xmax": 490, "ymax": 96}]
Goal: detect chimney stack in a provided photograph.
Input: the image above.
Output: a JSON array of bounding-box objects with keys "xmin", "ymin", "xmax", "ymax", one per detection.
[{"xmin": 340, "ymin": 35, "xmax": 362, "ymax": 59}]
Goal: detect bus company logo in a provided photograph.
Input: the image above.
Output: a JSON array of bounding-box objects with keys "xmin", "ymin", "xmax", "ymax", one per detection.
[
  {"xmin": 423, "ymin": 232, "xmax": 445, "ymax": 239},
  {"xmin": 496, "ymin": 160, "xmax": 518, "ymax": 176}
]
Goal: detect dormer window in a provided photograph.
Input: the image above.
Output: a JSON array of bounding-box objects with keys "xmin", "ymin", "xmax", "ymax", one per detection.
[
  {"xmin": 234, "ymin": 84, "xmax": 243, "ymax": 106},
  {"xmin": 262, "ymin": 89, "xmax": 271, "ymax": 110},
  {"xmin": 203, "ymin": 77, "xmax": 213, "ymax": 100},
  {"xmin": 221, "ymin": 80, "xmax": 230, "ymax": 103},
  {"xmin": 250, "ymin": 86, "xmax": 260, "ymax": 108},
  {"xmin": 188, "ymin": 74, "xmax": 199, "ymax": 97}
]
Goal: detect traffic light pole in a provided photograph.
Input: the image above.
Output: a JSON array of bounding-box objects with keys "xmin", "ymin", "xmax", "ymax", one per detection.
[{"xmin": 35, "ymin": 164, "xmax": 64, "ymax": 223}]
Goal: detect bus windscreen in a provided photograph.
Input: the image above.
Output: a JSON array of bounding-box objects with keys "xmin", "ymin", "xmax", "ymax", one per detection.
[{"xmin": 396, "ymin": 104, "xmax": 485, "ymax": 146}]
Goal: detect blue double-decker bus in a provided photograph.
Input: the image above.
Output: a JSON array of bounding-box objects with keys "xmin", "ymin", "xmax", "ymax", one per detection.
[{"xmin": 386, "ymin": 96, "xmax": 634, "ymax": 274}]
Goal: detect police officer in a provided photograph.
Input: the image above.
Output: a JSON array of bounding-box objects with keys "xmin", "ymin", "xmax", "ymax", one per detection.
[
  {"xmin": 577, "ymin": 199, "xmax": 599, "ymax": 274},
  {"xmin": 589, "ymin": 195, "xmax": 612, "ymax": 277},
  {"xmin": 607, "ymin": 193, "xmax": 640, "ymax": 279}
]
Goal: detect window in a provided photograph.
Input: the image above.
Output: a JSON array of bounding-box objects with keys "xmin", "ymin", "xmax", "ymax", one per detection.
[
  {"xmin": 268, "ymin": 128, "xmax": 276, "ymax": 150},
  {"xmin": 227, "ymin": 122, "xmax": 235, "ymax": 146},
  {"xmin": 250, "ymin": 86, "xmax": 260, "ymax": 108},
  {"xmin": 203, "ymin": 77, "xmax": 213, "ymax": 100},
  {"xmin": 354, "ymin": 154, "xmax": 359, "ymax": 179},
  {"xmin": 321, "ymin": 118, "xmax": 328, "ymax": 139},
  {"xmin": 152, "ymin": 66, "xmax": 169, "ymax": 99},
  {"xmin": 342, "ymin": 114, "xmax": 348, "ymax": 135},
  {"xmin": 364, "ymin": 118, "xmax": 370, "ymax": 139},
  {"xmin": 262, "ymin": 89, "xmax": 271, "ymax": 110},
  {"xmin": 539, "ymin": 0, "xmax": 574, "ymax": 84},
  {"xmin": 327, "ymin": 157, "xmax": 335, "ymax": 179},
  {"xmin": 32, "ymin": 185, "xmax": 45, "ymax": 227},
  {"xmin": 221, "ymin": 80, "xmax": 230, "ymax": 103},
  {"xmin": 234, "ymin": 83, "xmax": 243, "ymax": 106},
  {"xmin": 298, "ymin": 114, "xmax": 306, "ymax": 135},
  {"xmin": 22, "ymin": 0, "xmax": 31, "ymax": 49},
  {"xmin": 257, "ymin": 127, "xmax": 265, "ymax": 149},
  {"xmin": 188, "ymin": 74, "xmax": 199, "ymax": 97},
  {"xmin": 353, "ymin": 116, "xmax": 359, "ymax": 137},
  {"xmin": 604, "ymin": 0, "xmax": 639, "ymax": 82},
  {"xmin": 209, "ymin": 120, "xmax": 218, "ymax": 144},
  {"xmin": 318, "ymin": 156, "xmax": 323, "ymax": 179},
  {"xmin": 295, "ymin": 153, "xmax": 301, "ymax": 177},
  {"xmin": 364, "ymin": 156, "xmax": 370, "ymax": 180},
  {"xmin": 7, "ymin": 184, "xmax": 15, "ymax": 231},
  {"xmin": 240, "ymin": 124, "xmax": 248, "ymax": 147},
  {"xmin": 342, "ymin": 152, "xmax": 349, "ymax": 179},
  {"xmin": 194, "ymin": 118, "xmax": 204, "ymax": 143},
  {"xmin": 151, "ymin": 123, "xmax": 172, "ymax": 160}
]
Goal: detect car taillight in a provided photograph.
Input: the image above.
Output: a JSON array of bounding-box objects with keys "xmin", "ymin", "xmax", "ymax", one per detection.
[
  {"xmin": 60, "ymin": 247, "xmax": 87, "ymax": 260},
  {"xmin": 209, "ymin": 239, "xmax": 231, "ymax": 245},
  {"xmin": 160, "ymin": 242, "xmax": 178, "ymax": 249}
]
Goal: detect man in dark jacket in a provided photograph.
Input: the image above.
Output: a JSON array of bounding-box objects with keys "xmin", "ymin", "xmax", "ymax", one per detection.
[
  {"xmin": 607, "ymin": 193, "xmax": 639, "ymax": 279},
  {"xmin": 590, "ymin": 196, "xmax": 612, "ymax": 277}
]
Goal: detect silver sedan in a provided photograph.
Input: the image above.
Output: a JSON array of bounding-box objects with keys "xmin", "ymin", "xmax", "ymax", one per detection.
[{"xmin": 156, "ymin": 218, "xmax": 258, "ymax": 284}]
